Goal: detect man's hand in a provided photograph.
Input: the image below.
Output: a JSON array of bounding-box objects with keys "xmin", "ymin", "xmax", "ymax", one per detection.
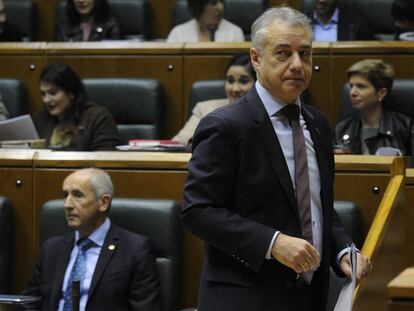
[
  {"xmin": 271, "ymin": 233, "xmax": 320, "ymax": 273},
  {"xmin": 340, "ymin": 252, "xmax": 371, "ymax": 284}
]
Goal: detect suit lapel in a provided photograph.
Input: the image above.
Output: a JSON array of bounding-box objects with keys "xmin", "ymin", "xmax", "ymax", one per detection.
[
  {"xmin": 87, "ymin": 224, "xmax": 119, "ymax": 300},
  {"xmin": 51, "ymin": 234, "xmax": 75, "ymax": 309},
  {"xmin": 246, "ymin": 88, "xmax": 297, "ymax": 210}
]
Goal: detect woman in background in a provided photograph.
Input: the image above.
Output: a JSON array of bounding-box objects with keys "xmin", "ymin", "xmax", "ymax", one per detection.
[
  {"xmin": 334, "ymin": 59, "xmax": 413, "ymax": 155},
  {"xmin": 172, "ymin": 54, "xmax": 255, "ymax": 145},
  {"xmin": 34, "ymin": 62, "xmax": 120, "ymax": 150},
  {"xmin": 56, "ymin": 0, "xmax": 121, "ymax": 41},
  {"xmin": 167, "ymin": 0, "xmax": 244, "ymax": 42}
]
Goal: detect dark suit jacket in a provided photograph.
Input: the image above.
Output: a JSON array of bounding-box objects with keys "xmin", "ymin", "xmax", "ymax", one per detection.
[
  {"xmin": 181, "ymin": 87, "xmax": 352, "ymax": 311},
  {"xmin": 55, "ymin": 17, "xmax": 121, "ymax": 42},
  {"xmin": 23, "ymin": 224, "xmax": 161, "ymax": 311}
]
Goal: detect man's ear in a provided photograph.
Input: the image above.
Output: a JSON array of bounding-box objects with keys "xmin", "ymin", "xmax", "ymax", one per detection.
[
  {"xmin": 250, "ymin": 47, "xmax": 260, "ymax": 72},
  {"xmin": 99, "ymin": 194, "xmax": 111, "ymax": 212}
]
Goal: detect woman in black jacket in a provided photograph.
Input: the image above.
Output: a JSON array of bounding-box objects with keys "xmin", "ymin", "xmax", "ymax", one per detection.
[
  {"xmin": 334, "ymin": 59, "xmax": 413, "ymax": 155},
  {"xmin": 55, "ymin": 0, "xmax": 121, "ymax": 41}
]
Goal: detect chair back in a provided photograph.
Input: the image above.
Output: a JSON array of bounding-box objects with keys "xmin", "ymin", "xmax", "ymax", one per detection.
[
  {"xmin": 188, "ymin": 80, "xmax": 226, "ymax": 117},
  {"xmin": 4, "ymin": 0, "xmax": 38, "ymax": 41},
  {"xmin": 224, "ymin": 0, "xmax": 267, "ymax": 40},
  {"xmin": 171, "ymin": 0, "xmax": 191, "ymax": 28},
  {"xmin": 83, "ymin": 78, "xmax": 165, "ymax": 144},
  {"xmin": 353, "ymin": 0, "xmax": 395, "ymax": 40},
  {"xmin": 0, "ymin": 197, "xmax": 13, "ymax": 293},
  {"xmin": 41, "ymin": 198, "xmax": 182, "ymax": 311},
  {"xmin": 108, "ymin": 0, "xmax": 151, "ymax": 40},
  {"xmin": 0, "ymin": 79, "xmax": 29, "ymax": 118},
  {"xmin": 340, "ymin": 79, "xmax": 414, "ymax": 121}
]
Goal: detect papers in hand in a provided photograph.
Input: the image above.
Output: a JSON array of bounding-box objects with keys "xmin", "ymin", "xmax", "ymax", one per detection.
[{"xmin": 334, "ymin": 243, "xmax": 357, "ymax": 311}]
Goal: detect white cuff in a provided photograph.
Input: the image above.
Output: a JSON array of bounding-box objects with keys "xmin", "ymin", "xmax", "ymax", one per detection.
[{"xmin": 265, "ymin": 231, "xmax": 280, "ymax": 259}]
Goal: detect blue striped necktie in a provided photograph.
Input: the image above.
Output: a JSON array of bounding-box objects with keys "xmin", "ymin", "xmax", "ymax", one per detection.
[{"xmin": 62, "ymin": 238, "xmax": 95, "ymax": 311}]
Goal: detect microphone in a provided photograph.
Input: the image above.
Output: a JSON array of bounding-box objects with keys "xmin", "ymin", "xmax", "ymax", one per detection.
[
  {"xmin": 209, "ymin": 27, "xmax": 216, "ymax": 42},
  {"xmin": 72, "ymin": 280, "xmax": 80, "ymax": 311}
]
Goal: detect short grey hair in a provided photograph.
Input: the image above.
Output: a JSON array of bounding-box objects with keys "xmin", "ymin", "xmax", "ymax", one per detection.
[
  {"xmin": 251, "ymin": 6, "xmax": 313, "ymax": 53},
  {"xmin": 88, "ymin": 168, "xmax": 114, "ymax": 199}
]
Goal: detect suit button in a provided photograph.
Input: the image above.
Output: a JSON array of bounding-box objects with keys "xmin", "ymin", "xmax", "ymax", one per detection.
[{"xmin": 286, "ymin": 282, "xmax": 294, "ymax": 289}]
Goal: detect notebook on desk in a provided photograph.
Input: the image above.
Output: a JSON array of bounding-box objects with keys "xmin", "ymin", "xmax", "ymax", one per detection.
[{"xmin": 0, "ymin": 115, "xmax": 39, "ymax": 141}]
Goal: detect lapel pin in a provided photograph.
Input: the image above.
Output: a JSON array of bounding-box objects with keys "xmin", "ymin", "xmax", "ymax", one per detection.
[{"xmin": 108, "ymin": 244, "xmax": 115, "ymax": 251}]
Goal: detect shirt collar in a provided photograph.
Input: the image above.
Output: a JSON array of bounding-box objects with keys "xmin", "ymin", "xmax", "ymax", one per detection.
[
  {"xmin": 313, "ymin": 7, "xmax": 339, "ymax": 25},
  {"xmin": 75, "ymin": 217, "xmax": 111, "ymax": 247},
  {"xmin": 255, "ymin": 80, "xmax": 302, "ymax": 118}
]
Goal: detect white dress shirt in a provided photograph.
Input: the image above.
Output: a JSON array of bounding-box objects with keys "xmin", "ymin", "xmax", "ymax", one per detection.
[
  {"xmin": 58, "ymin": 218, "xmax": 111, "ymax": 311},
  {"xmin": 254, "ymin": 81, "xmax": 323, "ymax": 263}
]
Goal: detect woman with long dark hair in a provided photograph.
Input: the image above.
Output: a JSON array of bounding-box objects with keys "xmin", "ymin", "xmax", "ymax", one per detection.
[
  {"xmin": 34, "ymin": 62, "xmax": 120, "ymax": 150},
  {"xmin": 55, "ymin": 0, "xmax": 121, "ymax": 41}
]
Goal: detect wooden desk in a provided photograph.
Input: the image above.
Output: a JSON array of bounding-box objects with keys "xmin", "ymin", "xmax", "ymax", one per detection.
[
  {"xmin": 388, "ymin": 267, "xmax": 414, "ymax": 311},
  {"xmin": 334, "ymin": 156, "xmax": 407, "ymax": 311},
  {"xmin": 404, "ymin": 169, "xmax": 414, "ymax": 265},
  {"xmin": 0, "ymin": 149, "xmax": 36, "ymax": 294}
]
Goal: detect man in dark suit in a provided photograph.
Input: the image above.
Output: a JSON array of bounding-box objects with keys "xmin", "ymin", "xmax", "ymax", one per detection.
[
  {"xmin": 309, "ymin": 0, "xmax": 374, "ymax": 41},
  {"xmin": 181, "ymin": 6, "xmax": 371, "ymax": 311},
  {"xmin": 23, "ymin": 168, "xmax": 160, "ymax": 311}
]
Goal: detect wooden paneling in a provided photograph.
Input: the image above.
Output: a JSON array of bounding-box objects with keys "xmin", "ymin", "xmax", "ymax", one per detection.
[
  {"xmin": 0, "ymin": 150, "xmax": 35, "ymax": 293},
  {"xmin": 404, "ymin": 169, "xmax": 414, "ymax": 265},
  {"xmin": 0, "ymin": 43, "xmax": 46, "ymax": 114},
  {"xmin": 149, "ymin": 0, "xmax": 175, "ymax": 39},
  {"xmin": 33, "ymin": 0, "xmax": 60, "ymax": 41}
]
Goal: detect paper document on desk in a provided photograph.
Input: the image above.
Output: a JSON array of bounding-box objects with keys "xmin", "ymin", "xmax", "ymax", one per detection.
[{"xmin": 334, "ymin": 243, "xmax": 357, "ymax": 311}]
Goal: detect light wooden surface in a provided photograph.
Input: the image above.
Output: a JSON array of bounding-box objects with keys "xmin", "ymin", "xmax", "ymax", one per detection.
[
  {"xmin": 388, "ymin": 267, "xmax": 414, "ymax": 298},
  {"xmin": 404, "ymin": 169, "xmax": 414, "ymax": 266}
]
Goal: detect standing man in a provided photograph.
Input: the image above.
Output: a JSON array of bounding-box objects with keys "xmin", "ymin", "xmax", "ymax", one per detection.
[
  {"xmin": 182, "ymin": 6, "xmax": 370, "ymax": 311},
  {"xmin": 23, "ymin": 168, "xmax": 161, "ymax": 311}
]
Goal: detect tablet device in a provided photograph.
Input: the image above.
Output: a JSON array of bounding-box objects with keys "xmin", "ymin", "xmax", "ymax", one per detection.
[{"xmin": 0, "ymin": 294, "xmax": 41, "ymax": 305}]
